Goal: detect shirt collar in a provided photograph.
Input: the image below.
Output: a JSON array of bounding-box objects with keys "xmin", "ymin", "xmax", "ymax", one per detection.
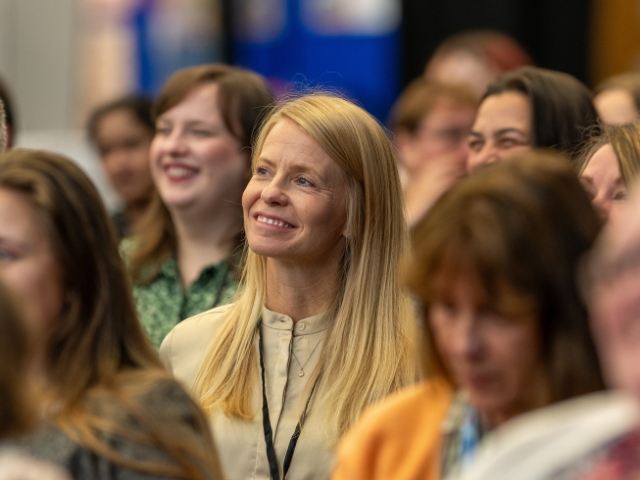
[{"xmin": 261, "ymin": 305, "xmax": 330, "ymax": 336}]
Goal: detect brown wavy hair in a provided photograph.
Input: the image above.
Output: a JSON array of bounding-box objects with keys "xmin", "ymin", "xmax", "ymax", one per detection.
[
  {"xmin": 404, "ymin": 151, "xmax": 605, "ymax": 405},
  {"xmin": 0, "ymin": 149, "xmax": 223, "ymax": 480},
  {"xmin": 0, "ymin": 281, "xmax": 33, "ymax": 438},
  {"xmin": 129, "ymin": 64, "xmax": 274, "ymax": 285}
]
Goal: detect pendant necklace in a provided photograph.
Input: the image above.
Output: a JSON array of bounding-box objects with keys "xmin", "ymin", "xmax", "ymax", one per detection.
[{"xmin": 291, "ymin": 337, "xmax": 323, "ymax": 377}]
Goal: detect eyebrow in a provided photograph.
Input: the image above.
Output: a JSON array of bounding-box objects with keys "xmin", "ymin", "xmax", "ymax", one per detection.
[
  {"xmin": 256, "ymin": 156, "xmax": 324, "ymax": 177},
  {"xmin": 469, "ymin": 128, "xmax": 528, "ymax": 138}
]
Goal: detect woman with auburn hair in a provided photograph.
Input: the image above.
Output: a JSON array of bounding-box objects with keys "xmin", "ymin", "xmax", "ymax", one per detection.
[
  {"xmin": 0, "ymin": 149, "xmax": 223, "ymax": 480},
  {"xmin": 467, "ymin": 66, "xmax": 599, "ymax": 171},
  {"xmin": 579, "ymin": 121, "xmax": 640, "ymax": 223},
  {"xmin": 332, "ymin": 152, "xmax": 605, "ymax": 480},
  {"xmin": 160, "ymin": 94, "xmax": 417, "ymax": 480},
  {"xmin": 127, "ymin": 64, "xmax": 274, "ymax": 348}
]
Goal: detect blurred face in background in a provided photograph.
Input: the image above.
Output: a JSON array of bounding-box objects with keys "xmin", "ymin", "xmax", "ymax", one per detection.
[
  {"xmin": 429, "ymin": 268, "xmax": 540, "ymax": 426},
  {"xmin": 0, "ymin": 188, "xmax": 64, "ymax": 336},
  {"xmin": 150, "ymin": 82, "xmax": 249, "ymax": 217},
  {"xmin": 467, "ymin": 91, "xmax": 533, "ymax": 172},
  {"xmin": 589, "ymin": 195, "xmax": 640, "ymax": 400},
  {"xmin": 594, "ymin": 89, "xmax": 639, "ymax": 126},
  {"xmin": 396, "ymin": 96, "xmax": 476, "ymax": 176},
  {"xmin": 94, "ymin": 108, "xmax": 155, "ymax": 206},
  {"xmin": 580, "ymin": 144, "xmax": 626, "ymax": 223}
]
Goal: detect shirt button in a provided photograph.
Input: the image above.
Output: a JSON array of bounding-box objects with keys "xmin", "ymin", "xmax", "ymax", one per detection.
[{"xmin": 298, "ymin": 323, "xmax": 306, "ymax": 331}]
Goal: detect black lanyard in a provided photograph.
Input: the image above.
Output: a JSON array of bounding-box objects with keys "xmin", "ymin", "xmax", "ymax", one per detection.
[{"xmin": 258, "ymin": 325, "xmax": 318, "ymax": 480}]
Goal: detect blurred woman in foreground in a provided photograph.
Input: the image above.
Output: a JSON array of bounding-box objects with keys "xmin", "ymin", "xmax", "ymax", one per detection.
[
  {"xmin": 579, "ymin": 121, "xmax": 640, "ymax": 223},
  {"xmin": 332, "ymin": 152, "xmax": 605, "ymax": 480},
  {"xmin": 0, "ymin": 149, "xmax": 222, "ymax": 480}
]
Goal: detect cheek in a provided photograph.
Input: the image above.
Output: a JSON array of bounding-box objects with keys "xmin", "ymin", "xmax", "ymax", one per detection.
[
  {"xmin": 0, "ymin": 261, "xmax": 64, "ymax": 335},
  {"xmin": 489, "ymin": 324, "xmax": 539, "ymax": 381},
  {"xmin": 242, "ymin": 182, "xmax": 261, "ymax": 216}
]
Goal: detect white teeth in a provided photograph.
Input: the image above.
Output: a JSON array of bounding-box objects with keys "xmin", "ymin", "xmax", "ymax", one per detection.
[
  {"xmin": 257, "ymin": 215, "xmax": 293, "ymax": 228},
  {"xmin": 166, "ymin": 167, "xmax": 196, "ymax": 178}
]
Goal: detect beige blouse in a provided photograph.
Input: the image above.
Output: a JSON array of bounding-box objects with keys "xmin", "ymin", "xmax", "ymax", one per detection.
[{"xmin": 160, "ymin": 303, "xmax": 333, "ymax": 480}]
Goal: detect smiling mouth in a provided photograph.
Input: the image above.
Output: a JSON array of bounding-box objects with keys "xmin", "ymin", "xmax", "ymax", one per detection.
[
  {"xmin": 165, "ymin": 166, "xmax": 198, "ymax": 179},
  {"xmin": 257, "ymin": 215, "xmax": 295, "ymax": 229}
]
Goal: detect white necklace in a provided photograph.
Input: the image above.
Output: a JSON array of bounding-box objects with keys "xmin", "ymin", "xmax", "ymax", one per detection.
[{"xmin": 291, "ymin": 338, "xmax": 323, "ymax": 377}]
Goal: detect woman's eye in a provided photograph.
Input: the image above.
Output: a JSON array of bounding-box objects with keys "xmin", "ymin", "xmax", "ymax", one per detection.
[
  {"xmin": 296, "ymin": 177, "xmax": 313, "ymax": 187},
  {"xmin": 468, "ymin": 139, "xmax": 483, "ymax": 152},
  {"xmin": 614, "ymin": 190, "xmax": 628, "ymax": 201},
  {"xmin": 155, "ymin": 127, "xmax": 171, "ymax": 136},
  {"xmin": 255, "ymin": 167, "xmax": 269, "ymax": 176},
  {"xmin": 192, "ymin": 130, "xmax": 213, "ymax": 137},
  {"xmin": 497, "ymin": 138, "xmax": 519, "ymax": 149},
  {"xmin": 0, "ymin": 249, "xmax": 16, "ymax": 261}
]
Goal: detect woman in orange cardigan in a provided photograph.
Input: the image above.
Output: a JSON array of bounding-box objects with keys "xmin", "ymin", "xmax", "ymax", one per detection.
[{"xmin": 332, "ymin": 152, "xmax": 606, "ymax": 480}]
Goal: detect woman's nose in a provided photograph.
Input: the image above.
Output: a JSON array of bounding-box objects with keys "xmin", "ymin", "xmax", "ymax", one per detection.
[
  {"xmin": 592, "ymin": 195, "xmax": 611, "ymax": 223},
  {"xmin": 467, "ymin": 145, "xmax": 498, "ymax": 172},
  {"xmin": 260, "ymin": 179, "xmax": 289, "ymax": 206}
]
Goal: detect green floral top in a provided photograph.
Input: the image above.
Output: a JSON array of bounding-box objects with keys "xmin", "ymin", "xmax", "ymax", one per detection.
[{"xmin": 132, "ymin": 256, "xmax": 238, "ymax": 348}]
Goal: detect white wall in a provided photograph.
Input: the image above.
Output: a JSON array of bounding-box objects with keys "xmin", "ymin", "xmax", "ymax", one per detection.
[{"xmin": 0, "ymin": 0, "xmax": 119, "ymax": 210}]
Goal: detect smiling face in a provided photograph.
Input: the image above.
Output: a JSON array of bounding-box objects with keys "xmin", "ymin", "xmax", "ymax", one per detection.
[
  {"xmin": 0, "ymin": 188, "xmax": 64, "ymax": 336},
  {"xmin": 580, "ymin": 144, "xmax": 626, "ymax": 223},
  {"xmin": 94, "ymin": 108, "xmax": 154, "ymax": 205},
  {"xmin": 429, "ymin": 271, "xmax": 540, "ymax": 426},
  {"xmin": 242, "ymin": 118, "xmax": 348, "ymax": 266},
  {"xmin": 150, "ymin": 82, "xmax": 249, "ymax": 217},
  {"xmin": 467, "ymin": 91, "xmax": 533, "ymax": 172}
]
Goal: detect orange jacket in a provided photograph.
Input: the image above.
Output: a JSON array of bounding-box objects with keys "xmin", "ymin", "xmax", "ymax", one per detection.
[{"xmin": 332, "ymin": 380, "xmax": 453, "ymax": 480}]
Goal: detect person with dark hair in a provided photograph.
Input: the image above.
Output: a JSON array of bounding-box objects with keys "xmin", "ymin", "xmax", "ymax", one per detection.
[
  {"xmin": 593, "ymin": 72, "xmax": 640, "ymax": 125},
  {"xmin": 390, "ymin": 79, "xmax": 478, "ymax": 226},
  {"xmin": 331, "ymin": 152, "xmax": 605, "ymax": 480},
  {"xmin": 126, "ymin": 64, "xmax": 274, "ymax": 348},
  {"xmin": 0, "ymin": 76, "xmax": 15, "ymax": 149},
  {"xmin": 579, "ymin": 121, "xmax": 640, "ymax": 222},
  {"xmin": 0, "ymin": 149, "xmax": 223, "ymax": 480},
  {"xmin": 87, "ymin": 96, "xmax": 155, "ymax": 238},
  {"xmin": 467, "ymin": 66, "xmax": 599, "ymax": 171}
]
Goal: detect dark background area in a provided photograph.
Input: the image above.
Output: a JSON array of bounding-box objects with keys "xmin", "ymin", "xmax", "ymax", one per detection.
[{"xmin": 401, "ymin": 0, "xmax": 593, "ymax": 86}]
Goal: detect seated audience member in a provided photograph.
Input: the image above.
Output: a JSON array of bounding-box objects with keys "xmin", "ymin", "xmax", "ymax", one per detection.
[
  {"xmin": 331, "ymin": 152, "xmax": 605, "ymax": 480},
  {"xmin": 127, "ymin": 64, "xmax": 274, "ymax": 348},
  {"xmin": 0, "ymin": 76, "xmax": 15, "ymax": 149},
  {"xmin": 160, "ymin": 94, "xmax": 417, "ymax": 480},
  {"xmin": 425, "ymin": 30, "xmax": 533, "ymax": 99},
  {"xmin": 87, "ymin": 96, "xmax": 155, "ymax": 238},
  {"xmin": 450, "ymin": 175, "xmax": 640, "ymax": 480},
  {"xmin": 593, "ymin": 72, "xmax": 640, "ymax": 125},
  {"xmin": 579, "ymin": 121, "xmax": 640, "ymax": 223},
  {"xmin": 390, "ymin": 80, "xmax": 478, "ymax": 226},
  {"xmin": 467, "ymin": 66, "xmax": 599, "ymax": 171},
  {"xmin": 0, "ymin": 149, "xmax": 223, "ymax": 480}
]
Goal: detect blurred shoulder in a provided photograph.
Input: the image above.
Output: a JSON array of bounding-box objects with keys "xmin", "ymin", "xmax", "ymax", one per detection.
[
  {"xmin": 454, "ymin": 390, "xmax": 640, "ymax": 480},
  {"xmin": 332, "ymin": 380, "xmax": 453, "ymax": 480}
]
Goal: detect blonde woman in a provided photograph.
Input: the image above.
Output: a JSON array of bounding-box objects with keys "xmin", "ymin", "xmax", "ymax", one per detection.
[{"xmin": 160, "ymin": 94, "xmax": 417, "ymax": 479}]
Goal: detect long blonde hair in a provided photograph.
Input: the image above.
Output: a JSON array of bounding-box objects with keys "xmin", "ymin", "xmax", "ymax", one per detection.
[{"xmin": 195, "ymin": 94, "xmax": 417, "ymax": 441}]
